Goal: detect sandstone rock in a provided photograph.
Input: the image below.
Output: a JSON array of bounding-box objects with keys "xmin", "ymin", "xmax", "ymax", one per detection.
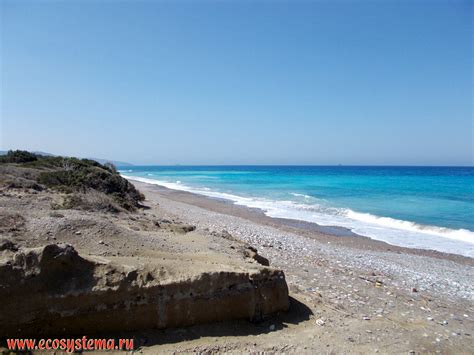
[
  {"xmin": 244, "ymin": 246, "xmax": 270, "ymax": 266},
  {"xmin": 0, "ymin": 244, "xmax": 288, "ymax": 336},
  {"xmin": 212, "ymin": 229, "xmax": 240, "ymax": 242},
  {"xmin": 169, "ymin": 223, "xmax": 196, "ymax": 234}
]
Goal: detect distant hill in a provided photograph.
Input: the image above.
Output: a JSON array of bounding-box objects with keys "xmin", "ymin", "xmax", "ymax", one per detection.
[
  {"xmin": 88, "ymin": 157, "xmax": 133, "ymax": 167},
  {"xmin": 0, "ymin": 150, "xmax": 133, "ymax": 167},
  {"xmin": 0, "ymin": 150, "xmax": 55, "ymax": 157}
]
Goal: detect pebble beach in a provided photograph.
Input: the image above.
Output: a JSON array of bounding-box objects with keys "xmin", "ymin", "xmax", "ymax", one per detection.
[{"xmin": 131, "ymin": 179, "xmax": 474, "ymax": 353}]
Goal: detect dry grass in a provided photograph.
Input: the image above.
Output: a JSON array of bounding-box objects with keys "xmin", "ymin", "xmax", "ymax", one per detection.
[{"xmin": 54, "ymin": 191, "xmax": 125, "ymax": 213}]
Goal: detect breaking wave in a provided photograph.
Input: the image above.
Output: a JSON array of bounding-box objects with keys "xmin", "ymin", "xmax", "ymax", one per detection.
[{"xmin": 123, "ymin": 175, "xmax": 474, "ymax": 257}]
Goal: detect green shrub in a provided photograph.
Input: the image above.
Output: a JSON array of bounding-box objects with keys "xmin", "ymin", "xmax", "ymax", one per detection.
[
  {"xmin": 0, "ymin": 150, "xmax": 38, "ymax": 163},
  {"xmin": 37, "ymin": 160, "xmax": 144, "ymax": 210},
  {"xmin": 58, "ymin": 191, "xmax": 123, "ymax": 212},
  {"xmin": 1, "ymin": 150, "xmax": 144, "ymax": 211},
  {"xmin": 104, "ymin": 162, "xmax": 117, "ymax": 173}
]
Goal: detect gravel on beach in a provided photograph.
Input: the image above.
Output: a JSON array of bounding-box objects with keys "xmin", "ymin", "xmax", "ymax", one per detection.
[{"xmin": 132, "ymin": 180, "xmax": 474, "ymax": 354}]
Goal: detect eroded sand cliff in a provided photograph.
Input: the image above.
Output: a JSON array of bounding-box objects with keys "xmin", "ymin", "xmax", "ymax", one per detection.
[{"xmin": 0, "ymin": 160, "xmax": 289, "ymax": 339}]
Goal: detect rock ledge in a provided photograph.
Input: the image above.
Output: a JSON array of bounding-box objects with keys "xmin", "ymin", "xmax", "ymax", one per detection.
[{"xmin": 0, "ymin": 244, "xmax": 289, "ymax": 336}]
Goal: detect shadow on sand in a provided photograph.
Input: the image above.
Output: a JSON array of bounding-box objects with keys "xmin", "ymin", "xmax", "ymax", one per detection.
[
  {"xmin": 124, "ymin": 296, "xmax": 313, "ymax": 348},
  {"xmin": 0, "ymin": 297, "xmax": 312, "ymax": 352}
]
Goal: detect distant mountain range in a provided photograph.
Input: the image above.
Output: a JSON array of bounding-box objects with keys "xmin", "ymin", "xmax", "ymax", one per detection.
[
  {"xmin": 90, "ymin": 157, "xmax": 133, "ymax": 167},
  {"xmin": 0, "ymin": 150, "xmax": 133, "ymax": 167}
]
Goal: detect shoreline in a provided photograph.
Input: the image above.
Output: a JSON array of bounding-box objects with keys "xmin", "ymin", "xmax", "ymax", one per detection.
[
  {"xmin": 129, "ymin": 178, "xmax": 473, "ymax": 266},
  {"xmin": 126, "ymin": 178, "xmax": 474, "ymax": 353},
  {"xmin": 130, "ymin": 178, "xmax": 474, "ymax": 300}
]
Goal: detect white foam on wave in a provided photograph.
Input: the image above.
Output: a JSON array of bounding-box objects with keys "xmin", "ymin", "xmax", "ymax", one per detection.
[
  {"xmin": 290, "ymin": 192, "xmax": 312, "ymax": 199},
  {"xmin": 123, "ymin": 175, "xmax": 474, "ymax": 257},
  {"xmin": 346, "ymin": 210, "xmax": 474, "ymax": 244}
]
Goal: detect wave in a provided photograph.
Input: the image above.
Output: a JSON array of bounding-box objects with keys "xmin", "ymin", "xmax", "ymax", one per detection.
[
  {"xmin": 345, "ymin": 210, "xmax": 474, "ymax": 244},
  {"xmin": 290, "ymin": 192, "xmax": 312, "ymax": 199},
  {"xmin": 123, "ymin": 175, "xmax": 474, "ymax": 257}
]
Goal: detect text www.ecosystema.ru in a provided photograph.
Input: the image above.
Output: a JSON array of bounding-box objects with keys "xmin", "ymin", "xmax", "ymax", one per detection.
[{"xmin": 7, "ymin": 337, "xmax": 134, "ymax": 352}]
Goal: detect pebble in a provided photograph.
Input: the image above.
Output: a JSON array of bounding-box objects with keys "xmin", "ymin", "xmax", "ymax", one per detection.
[
  {"xmin": 269, "ymin": 324, "xmax": 275, "ymax": 331},
  {"xmin": 132, "ymin": 191, "xmax": 474, "ymax": 351}
]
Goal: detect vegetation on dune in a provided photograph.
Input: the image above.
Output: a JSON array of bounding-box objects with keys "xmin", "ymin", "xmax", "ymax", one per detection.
[
  {"xmin": 0, "ymin": 150, "xmax": 144, "ymax": 211},
  {"xmin": 0, "ymin": 150, "xmax": 38, "ymax": 163}
]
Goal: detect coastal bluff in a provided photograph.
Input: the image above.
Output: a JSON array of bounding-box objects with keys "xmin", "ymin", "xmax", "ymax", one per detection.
[
  {"xmin": 0, "ymin": 243, "xmax": 288, "ymax": 336},
  {"xmin": 0, "ymin": 151, "xmax": 289, "ymax": 337}
]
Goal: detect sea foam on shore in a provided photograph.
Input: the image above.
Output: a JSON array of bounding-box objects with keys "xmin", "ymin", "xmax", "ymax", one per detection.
[{"xmin": 122, "ymin": 175, "xmax": 474, "ymax": 258}]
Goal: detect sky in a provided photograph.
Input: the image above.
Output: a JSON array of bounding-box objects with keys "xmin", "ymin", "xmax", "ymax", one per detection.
[{"xmin": 1, "ymin": 0, "xmax": 472, "ymax": 165}]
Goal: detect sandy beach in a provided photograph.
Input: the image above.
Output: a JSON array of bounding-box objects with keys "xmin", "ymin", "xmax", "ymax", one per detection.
[{"xmin": 128, "ymin": 179, "xmax": 474, "ymax": 353}]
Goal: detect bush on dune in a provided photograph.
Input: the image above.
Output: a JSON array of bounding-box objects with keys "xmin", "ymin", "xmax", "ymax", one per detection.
[
  {"xmin": 0, "ymin": 150, "xmax": 38, "ymax": 163},
  {"xmin": 1, "ymin": 150, "xmax": 144, "ymax": 211},
  {"xmin": 37, "ymin": 163, "xmax": 144, "ymax": 211},
  {"xmin": 54, "ymin": 191, "xmax": 124, "ymax": 213}
]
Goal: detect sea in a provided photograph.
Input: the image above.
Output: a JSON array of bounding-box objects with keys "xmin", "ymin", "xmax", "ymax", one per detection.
[{"xmin": 120, "ymin": 166, "xmax": 474, "ymax": 258}]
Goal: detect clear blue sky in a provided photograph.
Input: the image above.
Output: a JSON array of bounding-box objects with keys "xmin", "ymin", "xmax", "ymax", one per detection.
[{"xmin": 1, "ymin": 0, "xmax": 472, "ymax": 165}]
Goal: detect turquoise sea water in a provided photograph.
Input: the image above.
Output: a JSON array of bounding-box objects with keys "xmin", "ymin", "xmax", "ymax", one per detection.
[{"xmin": 121, "ymin": 166, "xmax": 474, "ymax": 257}]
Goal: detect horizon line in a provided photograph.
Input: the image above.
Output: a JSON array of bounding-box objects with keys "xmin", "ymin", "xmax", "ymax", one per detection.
[
  {"xmin": 120, "ymin": 163, "xmax": 474, "ymax": 168},
  {"xmin": 1, "ymin": 149, "xmax": 472, "ymax": 168}
]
